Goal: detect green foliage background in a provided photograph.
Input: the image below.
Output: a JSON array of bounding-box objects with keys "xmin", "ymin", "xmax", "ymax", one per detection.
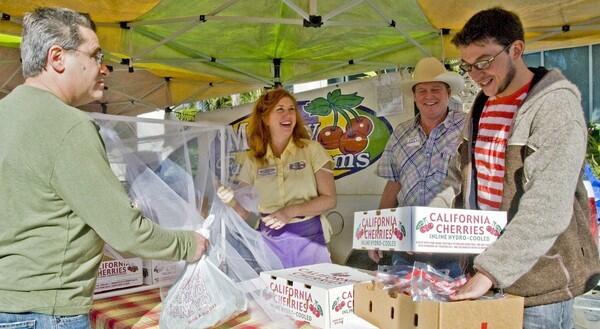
[{"xmin": 587, "ymin": 123, "xmax": 600, "ymax": 178}]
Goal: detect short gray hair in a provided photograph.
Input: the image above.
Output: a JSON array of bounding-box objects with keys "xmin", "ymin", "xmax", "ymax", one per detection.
[{"xmin": 21, "ymin": 7, "xmax": 95, "ymax": 78}]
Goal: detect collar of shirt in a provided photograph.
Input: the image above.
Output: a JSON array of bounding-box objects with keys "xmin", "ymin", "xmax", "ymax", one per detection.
[
  {"xmin": 414, "ymin": 109, "xmax": 461, "ymax": 136},
  {"xmin": 264, "ymin": 138, "xmax": 299, "ymax": 160}
]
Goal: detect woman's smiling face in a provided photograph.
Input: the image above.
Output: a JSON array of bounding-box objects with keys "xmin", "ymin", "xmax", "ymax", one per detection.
[{"xmin": 264, "ymin": 96, "xmax": 297, "ymax": 139}]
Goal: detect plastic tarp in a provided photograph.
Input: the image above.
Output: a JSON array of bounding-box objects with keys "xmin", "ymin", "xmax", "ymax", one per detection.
[{"xmin": 1, "ymin": 0, "xmax": 599, "ymax": 115}]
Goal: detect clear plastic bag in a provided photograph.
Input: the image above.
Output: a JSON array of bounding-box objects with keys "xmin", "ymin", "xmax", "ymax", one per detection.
[
  {"xmin": 374, "ymin": 262, "xmax": 467, "ymax": 302},
  {"xmin": 160, "ymin": 216, "xmax": 248, "ymax": 329},
  {"xmin": 410, "ymin": 262, "xmax": 467, "ymax": 302},
  {"xmin": 376, "ymin": 264, "xmax": 413, "ymax": 294},
  {"xmin": 160, "ymin": 255, "xmax": 247, "ymax": 329},
  {"xmin": 93, "ymin": 115, "xmax": 294, "ymax": 328}
]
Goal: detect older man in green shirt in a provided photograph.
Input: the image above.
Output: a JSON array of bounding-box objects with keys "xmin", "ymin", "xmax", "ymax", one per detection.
[{"xmin": 0, "ymin": 7, "xmax": 207, "ymax": 328}]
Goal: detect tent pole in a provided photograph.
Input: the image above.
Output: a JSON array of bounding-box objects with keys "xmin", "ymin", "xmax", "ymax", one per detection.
[
  {"xmin": 440, "ymin": 29, "xmax": 445, "ymax": 62},
  {"xmin": 528, "ymin": 25, "xmax": 600, "ymax": 43},
  {"xmin": 526, "ymin": 17, "xmax": 600, "ymax": 43},
  {"xmin": 133, "ymin": 79, "xmax": 169, "ymax": 102},
  {"xmin": 309, "ymin": 0, "xmax": 318, "ymax": 15},
  {"xmin": 526, "ymin": 16, "xmax": 600, "ymax": 33},
  {"xmin": 134, "ymin": 57, "xmax": 272, "ymax": 86},
  {"xmin": 0, "ymin": 13, "xmax": 22, "ymax": 25},
  {"xmin": 133, "ymin": 28, "xmax": 274, "ymax": 85},
  {"xmin": 207, "ymin": 59, "xmax": 273, "ymax": 85},
  {"xmin": 273, "ymin": 58, "xmax": 282, "ymax": 87},
  {"xmin": 165, "ymin": 77, "xmax": 172, "ymax": 107},
  {"xmin": 130, "ymin": 15, "xmax": 302, "ymax": 26},
  {"xmin": 133, "ymin": 22, "xmax": 200, "ymax": 60},
  {"xmin": 109, "ymin": 89, "xmax": 160, "ymax": 111},
  {"xmin": 286, "ymin": 33, "xmax": 438, "ymax": 84},
  {"xmin": 114, "ymin": 101, "xmax": 158, "ymax": 116},
  {"xmin": 0, "ymin": 66, "xmax": 20, "ymax": 91},
  {"xmin": 208, "ymin": 0, "xmax": 241, "ymax": 15},
  {"xmin": 364, "ymin": 0, "xmax": 431, "ymax": 56},
  {"xmin": 322, "ymin": 0, "xmax": 364, "ymax": 22},
  {"xmin": 528, "ymin": 31, "xmax": 562, "ymax": 44},
  {"xmin": 282, "ymin": 0, "xmax": 310, "ymax": 21},
  {"xmin": 137, "ymin": 57, "xmax": 393, "ymax": 66},
  {"xmin": 179, "ymin": 84, "xmax": 214, "ymax": 105},
  {"xmin": 127, "ymin": 24, "xmax": 133, "ymax": 57}
]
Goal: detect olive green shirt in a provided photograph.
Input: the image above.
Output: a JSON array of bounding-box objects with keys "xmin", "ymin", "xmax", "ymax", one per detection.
[{"xmin": 0, "ymin": 85, "xmax": 197, "ymax": 315}]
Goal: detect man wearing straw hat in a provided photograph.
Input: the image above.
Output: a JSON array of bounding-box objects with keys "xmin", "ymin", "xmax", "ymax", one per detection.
[{"xmin": 368, "ymin": 57, "xmax": 467, "ymax": 277}]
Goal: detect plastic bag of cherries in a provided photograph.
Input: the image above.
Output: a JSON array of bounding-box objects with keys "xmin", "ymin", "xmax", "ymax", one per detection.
[
  {"xmin": 375, "ymin": 262, "xmax": 467, "ymax": 302},
  {"xmin": 374, "ymin": 264, "xmax": 414, "ymax": 294}
]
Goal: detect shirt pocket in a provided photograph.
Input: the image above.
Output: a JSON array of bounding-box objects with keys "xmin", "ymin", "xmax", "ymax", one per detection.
[{"xmin": 432, "ymin": 152, "xmax": 452, "ymax": 184}]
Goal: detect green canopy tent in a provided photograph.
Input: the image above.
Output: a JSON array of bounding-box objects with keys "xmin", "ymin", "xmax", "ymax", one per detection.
[{"xmin": 0, "ymin": 0, "xmax": 598, "ymax": 116}]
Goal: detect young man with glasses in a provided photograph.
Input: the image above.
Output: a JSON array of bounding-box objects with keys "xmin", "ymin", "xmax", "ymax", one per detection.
[
  {"xmin": 0, "ymin": 8, "xmax": 208, "ymax": 328},
  {"xmin": 429, "ymin": 7, "xmax": 600, "ymax": 328}
]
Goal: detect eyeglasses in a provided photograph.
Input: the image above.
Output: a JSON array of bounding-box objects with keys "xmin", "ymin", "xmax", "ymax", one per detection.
[
  {"xmin": 459, "ymin": 43, "xmax": 512, "ymax": 73},
  {"xmin": 66, "ymin": 48, "xmax": 104, "ymax": 65}
]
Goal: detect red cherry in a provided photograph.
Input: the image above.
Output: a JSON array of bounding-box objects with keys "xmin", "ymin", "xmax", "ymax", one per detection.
[
  {"xmin": 346, "ymin": 116, "xmax": 373, "ymax": 136},
  {"xmin": 339, "ymin": 131, "xmax": 368, "ymax": 154},
  {"xmin": 317, "ymin": 126, "xmax": 344, "ymax": 150}
]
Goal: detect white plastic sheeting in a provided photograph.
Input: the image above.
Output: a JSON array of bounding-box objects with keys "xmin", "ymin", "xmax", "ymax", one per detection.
[{"xmin": 91, "ymin": 113, "xmax": 294, "ymax": 328}]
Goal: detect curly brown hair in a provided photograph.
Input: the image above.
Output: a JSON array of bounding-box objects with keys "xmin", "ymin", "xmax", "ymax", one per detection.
[{"xmin": 246, "ymin": 88, "xmax": 310, "ymax": 160}]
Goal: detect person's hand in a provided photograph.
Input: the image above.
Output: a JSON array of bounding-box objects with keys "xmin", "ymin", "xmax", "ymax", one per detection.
[
  {"xmin": 217, "ymin": 186, "xmax": 236, "ymax": 207},
  {"xmin": 261, "ymin": 208, "xmax": 293, "ymax": 230},
  {"xmin": 368, "ymin": 250, "xmax": 383, "ymax": 263},
  {"xmin": 450, "ymin": 272, "xmax": 493, "ymax": 300},
  {"xmin": 189, "ymin": 232, "xmax": 209, "ymax": 262}
]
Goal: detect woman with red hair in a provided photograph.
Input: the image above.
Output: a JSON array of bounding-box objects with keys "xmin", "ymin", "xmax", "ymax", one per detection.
[{"xmin": 219, "ymin": 88, "xmax": 336, "ymax": 268}]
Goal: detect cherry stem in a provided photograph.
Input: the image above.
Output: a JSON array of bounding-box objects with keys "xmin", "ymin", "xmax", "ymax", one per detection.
[
  {"xmin": 347, "ymin": 108, "xmax": 360, "ymax": 119},
  {"xmin": 338, "ymin": 110, "xmax": 353, "ymax": 133},
  {"xmin": 333, "ymin": 110, "xmax": 338, "ymax": 127}
]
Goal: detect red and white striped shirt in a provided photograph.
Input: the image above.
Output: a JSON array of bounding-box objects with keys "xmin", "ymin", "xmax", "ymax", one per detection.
[{"xmin": 475, "ymin": 82, "xmax": 531, "ymax": 210}]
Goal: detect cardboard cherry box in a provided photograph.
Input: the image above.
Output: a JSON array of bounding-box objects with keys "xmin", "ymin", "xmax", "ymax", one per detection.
[
  {"xmin": 142, "ymin": 259, "xmax": 182, "ymax": 286},
  {"xmin": 260, "ymin": 263, "xmax": 374, "ymax": 328},
  {"xmin": 354, "ymin": 281, "xmax": 524, "ymax": 329},
  {"xmin": 353, "ymin": 206, "xmax": 507, "ymax": 253},
  {"xmin": 95, "ymin": 257, "xmax": 143, "ymax": 293}
]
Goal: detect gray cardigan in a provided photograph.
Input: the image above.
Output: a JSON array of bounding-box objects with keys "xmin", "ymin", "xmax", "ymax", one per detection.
[{"xmin": 431, "ymin": 68, "xmax": 600, "ymax": 306}]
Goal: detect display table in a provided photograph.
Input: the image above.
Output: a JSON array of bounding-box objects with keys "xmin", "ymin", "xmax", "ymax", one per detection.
[
  {"xmin": 90, "ymin": 288, "xmax": 377, "ymax": 329},
  {"xmin": 90, "ymin": 288, "xmax": 308, "ymax": 329}
]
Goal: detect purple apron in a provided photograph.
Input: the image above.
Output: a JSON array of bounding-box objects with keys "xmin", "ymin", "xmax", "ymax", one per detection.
[{"xmin": 258, "ymin": 215, "xmax": 331, "ymax": 268}]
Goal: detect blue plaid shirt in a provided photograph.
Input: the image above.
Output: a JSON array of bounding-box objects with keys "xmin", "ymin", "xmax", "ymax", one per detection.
[{"xmin": 377, "ymin": 110, "xmax": 466, "ymax": 206}]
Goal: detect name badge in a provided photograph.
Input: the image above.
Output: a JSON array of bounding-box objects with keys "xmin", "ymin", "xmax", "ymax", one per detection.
[
  {"xmin": 289, "ymin": 161, "xmax": 306, "ymax": 170},
  {"xmin": 257, "ymin": 166, "xmax": 277, "ymax": 177},
  {"xmin": 406, "ymin": 136, "xmax": 420, "ymax": 147}
]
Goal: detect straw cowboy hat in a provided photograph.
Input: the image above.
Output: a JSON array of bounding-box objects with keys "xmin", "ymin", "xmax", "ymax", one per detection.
[{"xmin": 401, "ymin": 57, "xmax": 464, "ymax": 95}]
